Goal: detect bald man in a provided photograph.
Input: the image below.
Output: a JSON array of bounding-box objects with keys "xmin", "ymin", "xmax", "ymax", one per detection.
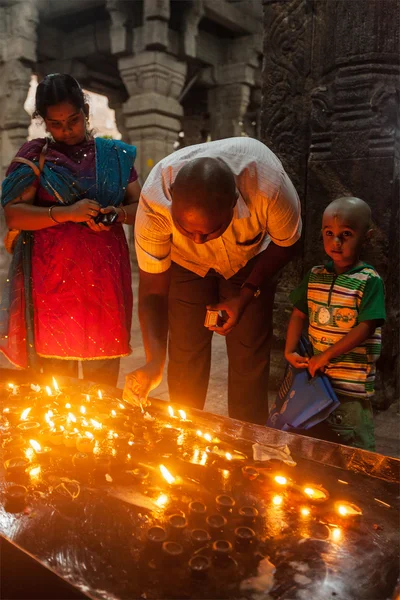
[{"xmin": 125, "ymin": 137, "xmax": 301, "ymax": 424}]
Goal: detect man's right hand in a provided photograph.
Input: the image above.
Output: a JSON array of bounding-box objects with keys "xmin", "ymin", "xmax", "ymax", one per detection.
[
  {"xmin": 67, "ymin": 199, "xmax": 100, "ymax": 223},
  {"xmin": 285, "ymin": 352, "xmax": 309, "ymax": 369},
  {"xmin": 123, "ymin": 362, "xmax": 163, "ymax": 407}
]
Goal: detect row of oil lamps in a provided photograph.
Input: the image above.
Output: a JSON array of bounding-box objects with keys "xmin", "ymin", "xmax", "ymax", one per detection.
[{"xmin": 2, "ymin": 380, "xmax": 363, "ymax": 524}]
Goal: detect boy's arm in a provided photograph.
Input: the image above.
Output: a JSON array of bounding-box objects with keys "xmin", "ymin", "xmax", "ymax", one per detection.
[
  {"xmin": 308, "ymin": 320, "xmax": 378, "ymax": 377},
  {"xmin": 285, "ymin": 308, "xmax": 309, "ymax": 368}
]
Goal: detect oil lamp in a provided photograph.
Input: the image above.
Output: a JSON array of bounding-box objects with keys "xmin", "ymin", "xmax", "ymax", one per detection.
[
  {"xmin": 72, "ymin": 452, "xmax": 92, "ymax": 470},
  {"xmin": 146, "ymin": 526, "xmax": 167, "ymax": 548},
  {"xmin": 189, "ymin": 555, "xmax": 211, "ymax": 579},
  {"xmin": 168, "ymin": 513, "xmax": 188, "ymax": 538},
  {"xmin": 188, "ymin": 500, "xmax": 207, "ymax": 523},
  {"xmin": 335, "ymin": 502, "xmax": 362, "ymax": 517},
  {"xmin": 216, "ymin": 494, "xmax": 235, "ymax": 514},
  {"xmin": 132, "ymin": 467, "xmax": 150, "ymax": 482},
  {"xmin": 29, "ymin": 439, "xmax": 51, "ymax": 464},
  {"xmin": 234, "ymin": 526, "xmax": 256, "ymax": 550},
  {"xmin": 212, "ymin": 539, "xmax": 232, "ymax": 566},
  {"xmin": 17, "ymin": 421, "xmax": 40, "ymax": 435},
  {"xmin": 238, "ymin": 506, "xmax": 259, "ymax": 523},
  {"xmin": 4, "ymin": 456, "xmax": 30, "ymax": 476},
  {"xmin": 190, "ymin": 529, "xmax": 211, "ymax": 548},
  {"xmin": 94, "ymin": 455, "xmax": 112, "ymax": 473},
  {"xmin": 5, "ymin": 484, "xmax": 27, "ymax": 511},
  {"xmin": 206, "ymin": 514, "xmax": 227, "ymax": 538},
  {"xmin": 162, "ymin": 541, "xmax": 184, "ymax": 565},
  {"xmin": 241, "ymin": 465, "xmax": 259, "ymax": 480},
  {"xmin": 302, "ymin": 485, "xmax": 329, "ymax": 503},
  {"xmin": 76, "ymin": 432, "xmax": 95, "ymax": 453}
]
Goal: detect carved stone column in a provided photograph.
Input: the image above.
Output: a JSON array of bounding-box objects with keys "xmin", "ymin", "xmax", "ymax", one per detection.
[
  {"xmin": 0, "ymin": 0, "xmax": 38, "ymax": 276},
  {"xmin": 119, "ymin": 51, "xmax": 187, "ymax": 180},
  {"xmin": 261, "ymin": 0, "xmax": 314, "ymax": 389}
]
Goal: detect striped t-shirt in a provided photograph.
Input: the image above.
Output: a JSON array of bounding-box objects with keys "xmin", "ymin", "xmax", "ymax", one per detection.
[{"xmin": 290, "ymin": 261, "xmax": 386, "ymax": 399}]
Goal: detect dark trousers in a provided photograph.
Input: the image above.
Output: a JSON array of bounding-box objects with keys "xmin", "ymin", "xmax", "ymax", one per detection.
[
  {"xmin": 167, "ymin": 260, "xmax": 276, "ymax": 425},
  {"xmin": 41, "ymin": 357, "xmax": 120, "ymax": 387}
]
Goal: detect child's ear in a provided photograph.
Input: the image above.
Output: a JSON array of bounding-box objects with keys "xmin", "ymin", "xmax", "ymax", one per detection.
[{"xmin": 363, "ymin": 228, "xmax": 374, "ymax": 244}]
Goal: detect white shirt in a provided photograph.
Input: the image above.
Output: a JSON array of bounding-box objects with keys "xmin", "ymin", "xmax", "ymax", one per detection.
[{"xmin": 135, "ymin": 137, "xmax": 302, "ymax": 279}]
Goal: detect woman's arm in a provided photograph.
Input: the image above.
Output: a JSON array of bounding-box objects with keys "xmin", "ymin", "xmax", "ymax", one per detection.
[{"xmin": 4, "ymin": 192, "xmax": 101, "ymax": 231}]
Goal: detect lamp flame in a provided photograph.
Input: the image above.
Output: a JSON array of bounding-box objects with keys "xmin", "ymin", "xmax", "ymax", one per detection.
[
  {"xmin": 200, "ymin": 451, "xmax": 208, "ymax": 466},
  {"xmin": 204, "ymin": 433, "xmax": 212, "ymax": 442},
  {"xmin": 29, "ymin": 439, "xmax": 42, "ymax": 452},
  {"xmin": 300, "ymin": 507, "xmax": 310, "ymax": 517},
  {"xmin": 80, "ymin": 406, "xmax": 86, "ymax": 414},
  {"xmin": 98, "ymin": 390, "xmax": 103, "ymax": 400},
  {"xmin": 155, "ymin": 493, "xmax": 169, "ymax": 507},
  {"xmin": 25, "ymin": 448, "xmax": 34, "ymax": 460},
  {"xmin": 178, "ymin": 409, "xmax": 186, "ymax": 420},
  {"xmin": 45, "ymin": 386, "xmax": 52, "ymax": 396},
  {"xmin": 85, "ymin": 431, "xmax": 94, "ymax": 439},
  {"xmin": 167, "ymin": 406, "xmax": 174, "ymax": 418},
  {"xmin": 67, "ymin": 412, "xmax": 77, "ymax": 423},
  {"xmin": 275, "ymin": 475, "xmax": 288, "ymax": 485},
  {"xmin": 20, "ymin": 407, "xmax": 31, "ymax": 421},
  {"xmin": 159, "ymin": 464, "xmax": 176, "ymax": 484},
  {"xmin": 225, "ymin": 452, "xmax": 233, "ymax": 461},
  {"xmin": 272, "ymin": 495, "xmax": 283, "ymax": 506},
  {"xmin": 111, "ymin": 410, "xmax": 117, "ymax": 417},
  {"xmin": 90, "ymin": 419, "xmax": 102, "ymax": 430},
  {"xmin": 52, "ymin": 377, "xmax": 59, "ymax": 392}
]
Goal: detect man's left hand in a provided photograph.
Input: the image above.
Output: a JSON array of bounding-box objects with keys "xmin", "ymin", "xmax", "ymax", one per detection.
[
  {"xmin": 206, "ymin": 296, "xmax": 246, "ymax": 336},
  {"xmin": 308, "ymin": 352, "xmax": 330, "ymax": 377}
]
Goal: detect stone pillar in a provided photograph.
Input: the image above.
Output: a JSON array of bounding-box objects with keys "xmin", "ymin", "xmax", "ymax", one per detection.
[
  {"xmin": 261, "ymin": 0, "xmax": 400, "ymax": 405},
  {"xmin": 0, "ymin": 0, "xmax": 38, "ymax": 276},
  {"xmin": 119, "ymin": 51, "xmax": 187, "ymax": 180},
  {"xmin": 261, "ymin": 0, "xmax": 314, "ymax": 389}
]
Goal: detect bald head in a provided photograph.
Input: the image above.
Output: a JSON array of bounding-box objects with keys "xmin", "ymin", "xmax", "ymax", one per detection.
[
  {"xmin": 171, "ymin": 157, "xmax": 237, "ymax": 244},
  {"xmin": 172, "ymin": 157, "xmax": 237, "ymax": 216},
  {"xmin": 323, "ymin": 197, "xmax": 372, "ymax": 232}
]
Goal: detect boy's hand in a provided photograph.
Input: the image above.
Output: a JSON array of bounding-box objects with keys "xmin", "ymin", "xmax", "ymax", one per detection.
[
  {"xmin": 308, "ymin": 352, "xmax": 329, "ymax": 377},
  {"xmin": 285, "ymin": 352, "xmax": 309, "ymax": 369}
]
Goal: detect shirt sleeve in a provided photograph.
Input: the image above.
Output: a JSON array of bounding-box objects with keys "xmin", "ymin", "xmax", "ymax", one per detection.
[
  {"xmin": 289, "ymin": 270, "xmax": 311, "ymax": 315},
  {"xmin": 358, "ymin": 275, "xmax": 386, "ymax": 324},
  {"xmin": 134, "ymin": 193, "xmax": 172, "ymax": 274},
  {"xmin": 266, "ymin": 169, "xmax": 302, "ymax": 247}
]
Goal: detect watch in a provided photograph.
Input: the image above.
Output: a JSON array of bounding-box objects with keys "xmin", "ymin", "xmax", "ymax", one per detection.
[{"xmin": 241, "ymin": 282, "xmax": 261, "ymax": 298}]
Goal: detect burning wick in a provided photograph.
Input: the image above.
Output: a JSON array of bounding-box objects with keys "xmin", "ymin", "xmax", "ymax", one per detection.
[
  {"xmin": 159, "ymin": 464, "xmax": 176, "ymax": 485},
  {"xmin": 52, "ymin": 377, "xmax": 59, "ymax": 392},
  {"xmin": 168, "ymin": 406, "xmax": 175, "ymax": 418},
  {"xmin": 98, "ymin": 390, "xmax": 103, "ymax": 400},
  {"xmin": 274, "ymin": 475, "xmax": 288, "ymax": 486},
  {"xmin": 272, "ymin": 495, "xmax": 283, "ymax": 506},
  {"xmin": 178, "ymin": 409, "xmax": 186, "ymax": 421},
  {"xmin": 20, "ymin": 407, "xmax": 31, "ymax": 421},
  {"xmin": 300, "ymin": 507, "xmax": 310, "ymax": 517},
  {"xmin": 67, "ymin": 412, "xmax": 77, "ymax": 424},
  {"xmin": 331, "ymin": 527, "xmax": 342, "ymax": 542},
  {"xmin": 80, "ymin": 406, "xmax": 86, "ymax": 415},
  {"xmin": 65, "ymin": 403, "xmax": 71, "ymax": 409},
  {"xmin": 45, "ymin": 386, "xmax": 52, "ymax": 396},
  {"xmin": 29, "ymin": 439, "xmax": 41, "ymax": 452}
]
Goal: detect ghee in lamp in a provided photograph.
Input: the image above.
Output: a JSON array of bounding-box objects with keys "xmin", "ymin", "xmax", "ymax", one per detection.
[
  {"xmin": 303, "ymin": 485, "xmax": 329, "ymax": 503},
  {"xmin": 336, "ymin": 502, "xmax": 362, "ymax": 517}
]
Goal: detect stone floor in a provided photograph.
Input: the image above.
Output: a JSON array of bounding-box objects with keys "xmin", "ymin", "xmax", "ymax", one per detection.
[{"xmin": 1, "ymin": 268, "xmax": 399, "ymax": 458}]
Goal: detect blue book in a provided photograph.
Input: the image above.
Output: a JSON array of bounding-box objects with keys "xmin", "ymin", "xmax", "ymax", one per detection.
[{"xmin": 267, "ymin": 336, "xmax": 340, "ymax": 431}]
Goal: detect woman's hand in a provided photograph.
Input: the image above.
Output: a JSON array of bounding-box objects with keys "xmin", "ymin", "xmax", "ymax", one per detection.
[
  {"xmin": 285, "ymin": 352, "xmax": 309, "ymax": 369},
  {"xmin": 67, "ymin": 199, "xmax": 100, "ymax": 223}
]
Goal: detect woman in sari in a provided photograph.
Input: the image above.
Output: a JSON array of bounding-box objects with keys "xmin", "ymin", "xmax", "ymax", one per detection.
[{"xmin": 0, "ymin": 73, "xmax": 140, "ymax": 386}]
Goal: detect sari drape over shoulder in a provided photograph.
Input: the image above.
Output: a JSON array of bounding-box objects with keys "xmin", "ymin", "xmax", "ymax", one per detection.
[{"xmin": 0, "ymin": 137, "xmax": 136, "ymax": 368}]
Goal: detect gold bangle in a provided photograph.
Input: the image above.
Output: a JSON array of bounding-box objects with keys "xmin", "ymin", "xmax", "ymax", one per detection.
[
  {"xmin": 119, "ymin": 206, "xmax": 128, "ymax": 224},
  {"xmin": 49, "ymin": 205, "xmax": 61, "ymax": 224}
]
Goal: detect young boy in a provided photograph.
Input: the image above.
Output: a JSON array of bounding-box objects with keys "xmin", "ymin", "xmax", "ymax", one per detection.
[{"xmin": 285, "ymin": 197, "xmax": 386, "ymax": 451}]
